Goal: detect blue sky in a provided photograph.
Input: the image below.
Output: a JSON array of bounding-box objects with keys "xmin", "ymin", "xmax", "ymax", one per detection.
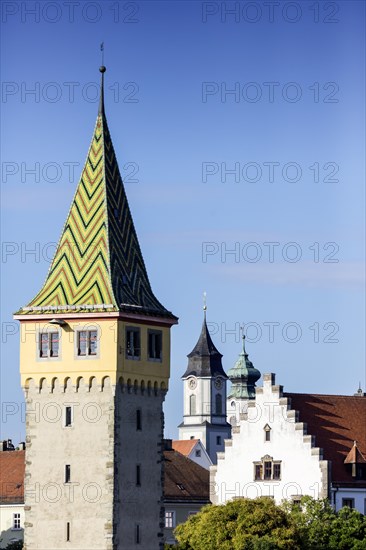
[{"xmin": 1, "ymin": 0, "xmax": 365, "ymax": 442}]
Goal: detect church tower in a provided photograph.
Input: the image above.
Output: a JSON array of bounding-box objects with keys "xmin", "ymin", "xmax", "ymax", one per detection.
[
  {"xmin": 178, "ymin": 308, "xmax": 231, "ymax": 464},
  {"xmin": 226, "ymin": 335, "xmax": 261, "ymax": 426},
  {"xmin": 14, "ymin": 66, "xmax": 178, "ymax": 550}
]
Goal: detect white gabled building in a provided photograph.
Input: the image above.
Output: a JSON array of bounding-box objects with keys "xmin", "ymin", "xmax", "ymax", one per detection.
[
  {"xmin": 211, "ymin": 373, "xmax": 366, "ymax": 514},
  {"xmin": 172, "ymin": 439, "xmax": 212, "ymax": 470}
]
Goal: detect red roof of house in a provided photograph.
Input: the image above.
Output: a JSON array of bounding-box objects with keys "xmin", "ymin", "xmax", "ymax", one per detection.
[
  {"xmin": 172, "ymin": 439, "xmax": 199, "ymax": 457},
  {"xmin": 285, "ymin": 393, "xmax": 366, "ymax": 485},
  {"xmin": 0, "ymin": 450, "xmax": 25, "ymax": 504},
  {"xmin": 164, "ymin": 449, "xmax": 210, "ymax": 503}
]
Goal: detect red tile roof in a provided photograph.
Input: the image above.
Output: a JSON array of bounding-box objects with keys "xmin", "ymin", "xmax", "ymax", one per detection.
[
  {"xmin": 0, "ymin": 450, "xmax": 25, "ymax": 504},
  {"xmin": 0, "ymin": 448, "xmax": 209, "ymax": 505},
  {"xmin": 285, "ymin": 393, "xmax": 366, "ymax": 485},
  {"xmin": 164, "ymin": 449, "xmax": 210, "ymax": 503},
  {"xmin": 172, "ymin": 439, "xmax": 199, "ymax": 457}
]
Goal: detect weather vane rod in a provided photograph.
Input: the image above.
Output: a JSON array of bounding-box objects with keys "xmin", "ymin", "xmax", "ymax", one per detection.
[{"xmin": 100, "ymin": 42, "xmax": 104, "ymax": 65}]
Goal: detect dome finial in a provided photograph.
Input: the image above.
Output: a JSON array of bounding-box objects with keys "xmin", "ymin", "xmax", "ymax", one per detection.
[{"xmin": 99, "ymin": 42, "xmax": 106, "ymax": 115}]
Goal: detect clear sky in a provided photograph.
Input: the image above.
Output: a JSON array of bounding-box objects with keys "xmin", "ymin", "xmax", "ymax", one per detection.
[{"xmin": 1, "ymin": 0, "xmax": 365, "ymax": 443}]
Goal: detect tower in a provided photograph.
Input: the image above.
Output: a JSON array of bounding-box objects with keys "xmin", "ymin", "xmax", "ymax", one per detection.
[
  {"xmin": 14, "ymin": 66, "xmax": 178, "ymax": 550},
  {"xmin": 178, "ymin": 308, "xmax": 231, "ymax": 464},
  {"xmin": 226, "ymin": 335, "xmax": 261, "ymax": 426}
]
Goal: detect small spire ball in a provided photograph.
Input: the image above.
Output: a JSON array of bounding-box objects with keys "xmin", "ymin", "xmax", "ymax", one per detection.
[{"xmin": 99, "ymin": 66, "xmax": 106, "ymax": 73}]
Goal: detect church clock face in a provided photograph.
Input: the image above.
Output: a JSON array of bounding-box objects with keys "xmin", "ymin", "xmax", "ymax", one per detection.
[
  {"xmin": 214, "ymin": 378, "xmax": 223, "ymax": 390},
  {"xmin": 188, "ymin": 378, "xmax": 197, "ymax": 390}
]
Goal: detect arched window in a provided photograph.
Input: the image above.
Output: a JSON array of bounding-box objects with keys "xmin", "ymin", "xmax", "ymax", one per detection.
[
  {"xmin": 216, "ymin": 393, "xmax": 222, "ymax": 415},
  {"xmin": 189, "ymin": 394, "xmax": 196, "ymax": 415}
]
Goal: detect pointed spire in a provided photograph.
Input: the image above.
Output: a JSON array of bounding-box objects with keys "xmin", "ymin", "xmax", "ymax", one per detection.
[
  {"xmin": 182, "ymin": 307, "xmax": 227, "ymax": 379},
  {"xmin": 227, "ymin": 329, "xmax": 261, "ymax": 400},
  {"xmin": 99, "ymin": 64, "xmax": 106, "ymax": 116},
  {"xmin": 18, "ymin": 65, "xmax": 177, "ymax": 320}
]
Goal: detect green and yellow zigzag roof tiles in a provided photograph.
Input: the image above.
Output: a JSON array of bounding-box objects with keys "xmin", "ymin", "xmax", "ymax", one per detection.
[{"xmin": 19, "ymin": 72, "xmax": 175, "ymax": 319}]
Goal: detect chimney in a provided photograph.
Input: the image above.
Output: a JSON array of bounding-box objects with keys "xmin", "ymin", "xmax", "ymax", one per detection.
[
  {"xmin": 163, "ymin": 439, "xmax": 172, "ymax": 451},
  {"xmin": 18, "ymin": 442, "xmax": 26, "ymax": 451},
  {"xmin": 0, "ymin": 440, "xmax": 7, "ymax": 451}
]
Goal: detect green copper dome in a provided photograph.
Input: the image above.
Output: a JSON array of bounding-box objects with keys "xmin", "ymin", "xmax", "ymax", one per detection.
[{"xmin": 227, "ymin": 336, "xmax": 261, "ymax": 400}]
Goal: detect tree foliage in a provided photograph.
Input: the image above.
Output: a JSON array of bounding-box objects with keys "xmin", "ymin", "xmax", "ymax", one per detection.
[
  {"xmin": 173, "ymin": 496, "xmax": 366, "ymax": 550},
  {"xmin": 175, "ymin": 497, "xmax": 300, "ymax": 549}
]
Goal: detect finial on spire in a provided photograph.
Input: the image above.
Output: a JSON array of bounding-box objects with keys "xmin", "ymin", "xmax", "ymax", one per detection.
[
  {"xmin": 99, "ymin": 43, "xmax": 106, "ymax": 115},
  {"xmin": 240, "ymin": 325, "xmax": 247, "ymax": 353},
  {"xmin": 203, "ymin": 291, "xmax": 207, "ymax": 319}
]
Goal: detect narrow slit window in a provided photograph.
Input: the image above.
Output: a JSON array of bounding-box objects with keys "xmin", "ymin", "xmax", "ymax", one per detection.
[
  {"xmin": 135, "ymin": 524, "xmax": 141, "ymax": 544},
  {"xmin": 65, "ymin": 406, "xmax": 72, "ymax": 427},
  {"xmin": 136, "ymin": 464, "xmax": 141, "ymax": 486},
  {"xmin": 136, "ymin": 409, "xmax": 142, "ymax": 431},
  {"xmin": 66, "ymin": 522, "xmax": 70, "ymax": 542},
  {"xmin": 65, "ymin": 464, "xmax": 71, "ymax": 483},
  {"xmin": 264, "ymin": 424, "xmax": 271, "ymax": 442}
]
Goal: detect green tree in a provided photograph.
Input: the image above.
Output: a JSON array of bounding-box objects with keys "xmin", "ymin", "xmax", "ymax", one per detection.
[
  {"xmin": 174, "ymin": 496, "xmax": 366, "ymax": 550},
  {"xmin": 174, "ymin": 497, "xmax": 301, "ymax": 550},
  {"xmin": 284, "ymin": 496, "xmax": 366, "ymax": 549}
]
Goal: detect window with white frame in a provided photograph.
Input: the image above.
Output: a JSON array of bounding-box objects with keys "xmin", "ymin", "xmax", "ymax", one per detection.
[
  {"xmin": 77, "ymin": 330, "xmax": 97, "ymax": 356},
  {"xmin": 12, "ymin": 513, "xmax": 21, "ymax": 530},
  {"xmin": 39, "ymin": 332, "xmax": 59, "ymax": 358},
  {"xmin": 165, "ymin": 511, "xmax": 175, "ymax": 529},
  {"xmin": 254, "ymin": 456, "xmax": 281, "ymax": 481}
]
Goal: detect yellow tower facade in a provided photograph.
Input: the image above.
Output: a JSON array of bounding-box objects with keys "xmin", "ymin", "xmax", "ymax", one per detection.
[{"xmin": 14, "ymin": 66, "xmax": 177, "ymax": 550}]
